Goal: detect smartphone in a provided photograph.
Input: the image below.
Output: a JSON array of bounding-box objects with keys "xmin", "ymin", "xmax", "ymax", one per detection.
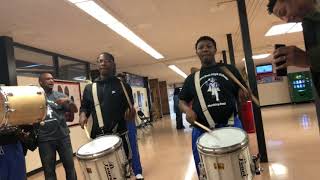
[{"xmin": 275, "ymin": 44, "xmax": 287, "ymax": 76}]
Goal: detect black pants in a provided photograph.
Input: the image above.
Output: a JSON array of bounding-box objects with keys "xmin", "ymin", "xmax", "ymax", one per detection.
[
  {"xmin": 120, "ymin": 133, "xmax": 132, "ymax": 161},
  {"xmin": 38, "ymin": 136, "xmax": 77, "ymax": 180},
  {"xmin": 175, "ymin": 112, "xmax": 184, "ymax": 129}
]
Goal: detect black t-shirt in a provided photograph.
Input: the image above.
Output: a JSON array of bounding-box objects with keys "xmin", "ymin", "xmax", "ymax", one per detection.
[
  {"xmin": 38, "ymin": 91, "xmax": 70, "ymax": 142},
  {"xmin": 80, "ymin": 76, "xmax": 133, "ymax": 138},
  {"xmin": 179, "ymin": 64, "xmax": 246, "ymax": 127}
]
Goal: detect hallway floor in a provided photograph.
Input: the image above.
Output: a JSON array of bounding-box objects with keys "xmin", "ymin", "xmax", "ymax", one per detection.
[{"xmin": 29, "ymin": 103, "xmax": 320, "ymax": 180}]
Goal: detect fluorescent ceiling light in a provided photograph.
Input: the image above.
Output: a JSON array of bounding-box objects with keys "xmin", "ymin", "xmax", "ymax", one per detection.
[
  {"xmin": 67, "ymin": 0, "xmax": 89, "ymax": 3},
  {"xmin": 253, "ymin": 53, "xmax": 271, "ymax": 59},
  {"xmin": 242, "ymin": 53, "xmax": 270, "ymax": 61},
  {"xmin": 68, "ymin": 0, "xmax": 164, "ymax": 59},
  {"xmin": 23, "ymin": 64, "xmax": 42, "ymax": 68},
  {"xmin": 73, "ymin": 76, "xmax": 87, "ymax": 81},
  {"xmin": 288, "ymin": 22, "xmax": 302, "ymax": 33},
  {"xmin": 168, "ymin": 65, "xmax": 187, "ymax": 79},
  {"xmin": 107, "ymin": 22, "xmax": 164, "ymax": 59},
  {"xmin": 265, "ymin": 23, "xmax": 302, "ymax": 36},
  {"xmin": 75, "ymin": 1, "xmax": 118, "ymax": 25}
]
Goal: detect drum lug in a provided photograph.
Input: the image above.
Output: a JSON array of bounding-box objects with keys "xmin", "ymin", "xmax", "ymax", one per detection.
[
  {"xmin": 40, "ymin": 121, "xmax": 45, "ymax": 126},
  {"xmin": 199, "ymin": 162, "xmax": 207, "ymax": 180},
  {"xmin": 252, "ymin": 154, "xmax": 263, "ymax": 175},
  {"xmin": 123, "ymin": 161, "xmax": 131, "ymax": 178},
  {"xmin": 37, "ymin": 91, "xmax": 42, "ymax": 95}
]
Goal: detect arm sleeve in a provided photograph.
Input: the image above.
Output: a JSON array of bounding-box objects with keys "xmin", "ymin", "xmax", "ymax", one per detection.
[
  {"xmin": 228, "ymin": 65, "xmax": 247, "ymax": 88},
  {"xmin": 225, "ymin": 65, "xmax": 248, "ymax": 101},
  {"xmin": 309, "ymin": 46, "xmax": 320, "ymax": 73},
  {"xmin": 80, "ymin": 84, "xmax": 92, "ymax": 117},
  {"xmin": 124, "ymin": 83, "xmax": 134, "ymax": 108},
  {"xmin": 179, "ymin": 75, "xmax": 194, "ymax": 103},
  {"xmin": 309, "ymin": 47, "xmax": 320, "ymax": 96}
]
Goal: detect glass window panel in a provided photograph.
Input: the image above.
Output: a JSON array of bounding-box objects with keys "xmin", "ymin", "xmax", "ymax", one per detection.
[
  {"xmin": 14, "ymin": 46, "xmax": 54, "ymax": 77},
  {"xmin": 58, "ymin": 57, "xmax": 87, "ymax": 81}
]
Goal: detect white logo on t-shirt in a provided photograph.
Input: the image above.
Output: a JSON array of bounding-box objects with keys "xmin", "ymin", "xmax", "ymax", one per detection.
[
  {"xmin": 47, "ymin": 106, "xmax": 54, "ymax": 119},
  {"xmin": 207, "ymin": 78, "xmax": 220, "ymax": 102},
  {"xmin": 200, "ymin": 73, "xmax": 228, "ymax": 107}
]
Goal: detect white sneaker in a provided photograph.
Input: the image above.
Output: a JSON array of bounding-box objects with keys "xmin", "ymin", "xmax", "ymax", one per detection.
[{"xmin": 135, "ymin": 174, "xmax": 144, "ymax": 180}]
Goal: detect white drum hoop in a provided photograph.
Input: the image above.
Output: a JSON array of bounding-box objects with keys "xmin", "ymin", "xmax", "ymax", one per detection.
[
  {"xmin": 0, "ymin": 87, "xmax": 11, "ymax": 127},
  {"xmin": 76, "ymin": 135, "xmax": 123, "ymax": 160}
]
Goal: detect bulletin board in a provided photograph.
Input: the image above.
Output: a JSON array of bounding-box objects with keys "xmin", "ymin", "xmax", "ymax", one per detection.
[{"xmin": 53, "ymin": 80, "xmax": 81, "ymax": 126}]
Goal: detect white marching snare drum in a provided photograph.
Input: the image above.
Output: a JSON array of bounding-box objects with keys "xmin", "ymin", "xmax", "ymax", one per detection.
[
  {"xmin": 76, "ymin": 135, "xmax": 129, "ymax": 180},
  {"xmin": 197, "ymin": 127, "xmax": 257, "ymax": 180},
  {"xmin": 0, "ymin": 86, "xmax": 47, "ymax": 127}
]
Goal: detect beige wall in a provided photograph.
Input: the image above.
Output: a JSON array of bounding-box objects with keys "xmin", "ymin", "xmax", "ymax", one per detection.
[
  {"xmin": 132, "ymin": 86, "xmax": 150, "ymax": 125},
  {"xmin": 256, "ymin": 66, "xmax": 310, "ymax": 106},
  {"xmin": 258, "ymin": 77, "xmax": 291, "ymax": 106},
  {"xmin": 17, "ymin": 75, "xmax": 39, "ymax": 86}
]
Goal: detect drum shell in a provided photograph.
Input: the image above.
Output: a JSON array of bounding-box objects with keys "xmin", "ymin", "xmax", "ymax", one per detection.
[
  {"xmin": 198, "ymin": 146, "xmax": 253, "ymax": 180},
  {"xmin": 0, "ymin": 86, "xmax": 47, "ymax": 126},
  {"xmin": 76, "ymin": 136, "xmax": 128, "ymax": 180},
  {"xmin": 196, "ymin": 128, "xmax": 253, "ymax": 180}
]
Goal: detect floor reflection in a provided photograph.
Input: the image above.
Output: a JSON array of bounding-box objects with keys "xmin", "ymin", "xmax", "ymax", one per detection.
[{"xmin": 269, "ymin": 163, "xmax": 288, "ymax": 177}]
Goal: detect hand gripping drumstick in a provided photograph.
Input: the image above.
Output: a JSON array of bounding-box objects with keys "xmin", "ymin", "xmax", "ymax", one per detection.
[
  {"xmin": 194, "ymin": 121, "xmax": 212, "ymax": 133},
  {"xmin": 193, "ymin": 121, "xmax": 220, "ymax": 139},
  {"xmin": 220, "ymin": 66, "xmax": 260, "ymax": 106}
]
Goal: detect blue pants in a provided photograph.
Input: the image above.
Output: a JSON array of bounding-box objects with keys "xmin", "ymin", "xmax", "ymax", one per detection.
[
  {"xmin": 127, "ymin": 121, "xmax": 143, "ymax": 175},
  {"xmin": 38, "ymin": 136, "xmax": 77, "ymax": 180},
  {"xmin": 192, "ymin": 117, "xmax": 243, "ymax": 177},
  {"xmin": 0, "ymin": 142, "xmax": 26, "ymax": 180}
]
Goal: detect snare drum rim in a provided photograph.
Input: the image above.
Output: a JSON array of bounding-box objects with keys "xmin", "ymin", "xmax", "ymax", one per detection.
[
  {"xmin": 0, "ymin": 88, "xmax": 8, "ymax": 126},
  {"xmin": 38, "ymin": 87, "xmax": 47, "ymax": 122},
  {"xmin": 76, "ymin": 135, "xmax": 123, "ymax": 160},
  {"xmin": 196, "ymin": 127, "xmax": 249, "ymax": 155}
]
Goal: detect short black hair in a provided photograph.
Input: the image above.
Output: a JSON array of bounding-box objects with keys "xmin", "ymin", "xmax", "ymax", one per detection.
[
  {"xmin": 267, "ymin": 0, "xmax": 277, "ymax": 14},
  {"xmin": 38, "ymin": 72, "xmax": 52, "ymax": 81},
  {"xmin": 195, "ymin": 36, "xmax": 217, "ymax": 50},
  {"xmin": 98, "ymin": 52, "xmax": 114, "ymax": 62}
]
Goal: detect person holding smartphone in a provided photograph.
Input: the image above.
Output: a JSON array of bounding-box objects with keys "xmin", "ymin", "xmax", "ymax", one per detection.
[{"xmin": 267, "ymin": 0, "xmax": 320, "ymax": 96}]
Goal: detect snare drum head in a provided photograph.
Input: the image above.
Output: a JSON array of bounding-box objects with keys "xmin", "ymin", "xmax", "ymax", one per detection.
[
  {"xmin": 77, "ymin": 135, "xmax": 121, "ymax": 158},
  {"xmin": 198, "ymin": 127, "xmax": 247, "ymax": 153}
]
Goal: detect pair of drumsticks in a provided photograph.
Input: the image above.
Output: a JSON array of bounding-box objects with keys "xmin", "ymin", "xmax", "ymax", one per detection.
[{"xmin": 193, "ymin": 67, "xmax": 260, "ymax": 133}]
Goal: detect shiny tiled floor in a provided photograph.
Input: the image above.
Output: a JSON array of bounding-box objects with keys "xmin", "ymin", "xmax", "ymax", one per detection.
[{"xmin": 29, "ymin": 103, "xmax": 320, "ymax": 180}]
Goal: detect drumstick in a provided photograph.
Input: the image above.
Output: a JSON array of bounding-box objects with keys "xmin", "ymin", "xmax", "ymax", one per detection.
[
  {"xmin": 194, "ymin": 121, "xmax": 212, "ymax": 133},
  {"xmin": 220, "ymin": 66, "xmax": 260, "ymax": 106},
  {"xmin": 83, "ymin": 126, "xmax": 91, "ymax": 140}
]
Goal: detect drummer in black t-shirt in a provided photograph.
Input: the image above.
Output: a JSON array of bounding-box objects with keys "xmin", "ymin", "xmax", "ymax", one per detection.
[{"xmin": 179, "ymin": 36, "xmax": 249, "ymax": 177}]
